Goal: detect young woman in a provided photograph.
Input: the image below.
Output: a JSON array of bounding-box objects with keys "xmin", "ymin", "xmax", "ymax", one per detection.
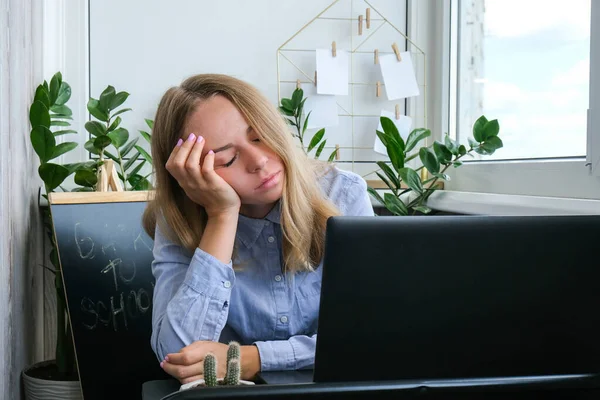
[{"xmin": 142, "ymin": 73, "xmax": 374, "ymax": 384}]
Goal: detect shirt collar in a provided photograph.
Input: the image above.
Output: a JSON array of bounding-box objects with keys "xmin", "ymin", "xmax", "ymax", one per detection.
[{"xmin": 236, "ymin": 201, "xmax": 281, "ymax": 248}]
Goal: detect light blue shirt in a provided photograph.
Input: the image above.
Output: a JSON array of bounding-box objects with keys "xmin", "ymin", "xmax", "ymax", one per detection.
[{"xmin": 150, "ymin": 167, "xmax": 375, "ymax": 371}]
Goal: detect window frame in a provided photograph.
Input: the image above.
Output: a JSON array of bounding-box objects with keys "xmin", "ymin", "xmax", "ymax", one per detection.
[{"xmin": 418, "ymin": 0, "xmax": 600, "ymax": 214}]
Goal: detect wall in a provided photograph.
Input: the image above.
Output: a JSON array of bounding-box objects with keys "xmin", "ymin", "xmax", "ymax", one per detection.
[{"xmin": 0, "ymin": 0, "xmax": 46, "ymax": 398}]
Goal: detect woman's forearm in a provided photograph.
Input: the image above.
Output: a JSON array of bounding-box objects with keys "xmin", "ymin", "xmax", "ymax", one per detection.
[{"xmin": 199, "ymin": 211, "xmax": 239, "ymax": 264}]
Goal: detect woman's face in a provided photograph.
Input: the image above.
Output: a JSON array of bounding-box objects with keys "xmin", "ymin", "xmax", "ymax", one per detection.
[{"xmin": 183, "ymin": 95, "xmax": 285, "ymax": 218}]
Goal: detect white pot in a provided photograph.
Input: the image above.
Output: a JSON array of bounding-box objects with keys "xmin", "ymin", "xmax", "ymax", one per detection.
[
  {"xmin": 22, "ymin": 360, "xmax": 83, "ymax": 400},
  {"xmin": 180, "ymin": 377, "xmax": 255, "ymax": 391}
]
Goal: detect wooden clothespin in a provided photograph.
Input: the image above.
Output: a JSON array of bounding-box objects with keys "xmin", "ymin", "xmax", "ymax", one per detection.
[
  {"xmin": 366, "ymin": 8, "xmax": 371, "ymax": 29},
  {"xmin": 376, "ymin": 81, "xmax": 381, "ymax": 97},
  {"xmin": 358, "ymin": 15, "xmax": 363, "ymax": 35},
  {"xmin": 296, "ymin": 79, "xmax": 301, "ymax": 89},
  {"xmin": 391, "ymin": 42, "xmax": 402, "ymax": 62},
  {"xmin": 335, "ymin": 144, "xmax": 340, "ymax": 161},
  {"xmin": 374, "ymin": 49, "xmax": 379, "ymax": 64},
  {"xmin": 395, "ymin": 104, "xmax": 401, "ymax": 120},
  {"xmin": 332, "ymin": 41, "xmax": 336, "ymax": 57},
  {"xmin": 97, "ymin": 160, "xmax": 123, "ymax": 192},
  {"xmin": 314, "ymin": 70, "xmax": 318, "ymax": 86}
]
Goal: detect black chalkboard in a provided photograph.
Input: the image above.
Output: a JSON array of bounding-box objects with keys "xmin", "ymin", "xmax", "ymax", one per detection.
[{"xmin": 50, "ymin": 192, "xmax": 171, "ymax": 400}]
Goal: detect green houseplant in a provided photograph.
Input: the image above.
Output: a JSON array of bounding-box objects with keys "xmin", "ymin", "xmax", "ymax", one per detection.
[
  {"xmin": 279, "ymin": 88, "xmax": 338, "ymax": 161},
  {"xmin": 368, "ymin": 115, "xmax": 503, "ymax": 215},
  {"xmin": 23, "ymin": 72, "xmax": 153, "ymax": 400}
]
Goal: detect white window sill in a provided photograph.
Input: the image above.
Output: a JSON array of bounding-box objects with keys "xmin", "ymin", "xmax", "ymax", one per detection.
[{"xmin": 425, "ymin": 190, "xmax": 600, "ymax": 216}]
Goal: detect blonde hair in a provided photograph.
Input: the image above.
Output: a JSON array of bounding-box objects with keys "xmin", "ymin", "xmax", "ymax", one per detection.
[{"xmin": 142, "ymin": 74, "xmax": 340, "ymax": 273}]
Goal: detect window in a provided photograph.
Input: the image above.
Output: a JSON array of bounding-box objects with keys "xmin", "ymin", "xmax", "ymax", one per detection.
[{"xmin": 440, "ymin": 0, "xmax": 600, "ymax": 202}]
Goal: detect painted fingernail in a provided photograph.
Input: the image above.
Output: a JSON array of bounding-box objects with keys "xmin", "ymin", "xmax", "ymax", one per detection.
[
  {"xmin": 160, "ymin": 361, "xmax": 164, "ymax": 368},
  {"xmin": 176, "ymin": 139, "xmax": 183, "ymax": 147},
  {"xmin": 165, "ymin": 356, "xmax": 169, "ymax": 362},
  {"xmin": 208, "ymin": 150, "xmax": 214, "ymax": 155},
  {"xmin": 187, "ymin": 133, "xmax": 196, "ymax": 141},
  {"xmin": 196, "ymin": 135, "xmax": 203, "ymax": 143}
]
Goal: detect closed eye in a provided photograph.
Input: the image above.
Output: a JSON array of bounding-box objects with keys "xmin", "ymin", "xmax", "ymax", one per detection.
[{"xmin": 223, "ymin": 153, "xmax": 238, "ymax": 167}]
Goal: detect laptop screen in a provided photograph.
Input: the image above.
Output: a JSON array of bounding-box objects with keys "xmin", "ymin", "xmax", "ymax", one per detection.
[{"xmin": 314, "ymin": 215, "xmax": 600, "ymax": 383}]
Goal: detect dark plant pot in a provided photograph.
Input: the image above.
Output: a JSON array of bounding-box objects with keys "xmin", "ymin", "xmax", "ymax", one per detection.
[{"xmin": 22, "ymin": 360, "xmax": 82, "ymax": 400}]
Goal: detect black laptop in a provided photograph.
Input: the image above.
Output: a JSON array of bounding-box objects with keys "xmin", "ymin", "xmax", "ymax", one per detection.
[{"xmin": 314, "ymin": 214, "xmax": 600, "ymax": 383}]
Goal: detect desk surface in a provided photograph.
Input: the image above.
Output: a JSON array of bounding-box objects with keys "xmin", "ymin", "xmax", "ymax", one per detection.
[{"xmin": 142, "ymin": 370, "xmax": 314, "ymax": 400}]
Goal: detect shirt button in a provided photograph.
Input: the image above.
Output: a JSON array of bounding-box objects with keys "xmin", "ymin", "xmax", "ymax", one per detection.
[
  {"xmin": 280, "ymin": 316, "xmax": 288, "ymax": 323},
  {"xmin": 267, "ymin": 236, "xmax": 275, "ymax": 243},
  {"xmin": 223, "ymin": 281, "xmax": 231, "ymax": 288},
  {"xmin": 274, "ymin": 275, "xmax": 282, "ymax": 282}
]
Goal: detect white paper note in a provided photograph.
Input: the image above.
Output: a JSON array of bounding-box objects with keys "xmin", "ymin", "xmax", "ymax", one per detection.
[
  {"xmin": 373, "ymin": 110, "xmax": 412, "ymax": 155},
  {"xmin": 316, "ymin": 49, "xmax": 349, "ymax": 96},
  {"xmin": 379, "ymin": 52, "xmax": 420, "ymax": 100},
  {"xmin": 303, "ymin": 95, "xmax": 339, "ymax": 128}
]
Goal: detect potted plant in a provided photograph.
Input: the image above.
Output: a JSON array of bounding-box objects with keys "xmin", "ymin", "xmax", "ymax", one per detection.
[
  {"xmin": 279, "ymin": 88, "xmax": 338, "ymax": 161},
  {"xmin": 22, "ymin": 72, "xmax": 153, "ymax": 399},
  {"xmin": 179, "ymin": 342, "xmax": 255, "ymax": 391},
  {"xmin": 367, "ymin": 115, "xmax": 503, "ymax": 215}
]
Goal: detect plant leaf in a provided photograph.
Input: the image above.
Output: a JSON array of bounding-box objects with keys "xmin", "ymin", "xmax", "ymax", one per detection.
[
  {"xmin": 93, "ymin": 135, "xmax": 112, "ymax": 149},
  {"xmin": 84, "ymin": 138, "xmax": 100, "ymax": 155},
  {"xmin": 30, "ymin": 101, "xmax": 51, "ymax": 129},
  {"xmin": 34, "ymin": 85, "xmax": 51, "ymax": 109},
  {"xmin": 107, "ymin": 128, "xmax": 129, "ymax": 148},
  {"xmin": 111, "ymin": 108, "xmax": 132, "ymax": 119},
  {"xmin": 145, "ymin": 119, "xmax": 154, "ymax": 129},
  {"xmin": 31, "ymin": 126, "xmax": 56, "ymax": 163},
  {"xmin": 405, "ymin": 128, "xmax": 430, "ymax": 153},
  {"xmin": 39, "ymin": 163, "xmax": 70, "ymax": 192},
  {"xmin": 482, "ymin": 119, "xmax": 500, "ymax": 140},
  {"xmin": 87, "ymin": 99, "xmax": 109, "ymax": 122},
  {"xmin": 314, "ymin": 139, "xmax": 326, "ymax": 158},
  {"xmin": 468, "ymin": 137, "xmax": 479, "ymax": 149},
  {"xmin": 302, "ymin": 111, "xmax": 312, "ymax": 135},
  {"xmin": 49, "ymin": 72, "xmax": 62, "ymax": 105},
  {"xmin": 308, "ymin": 128, "xmax": 325, "ymax": 152},
  {"xmin": 386, "ymin": 139, "xmax": 405, "ymax": 173},
  {"xmin": 121, "ymin": 137, "xmax": 139, "ymax": 157},
  {"xmin": 85, "ymin": 121, "xmax": 107, "ymax": 137},
  {"xmin": 384, "ymin": 193, "xmax": 408, "ymax": 216},
  {"xmin": 279, "ymin": 106, "xmax": 294, "ymax": 117},
  {"xmin": 50, "ymin": 142, "xmax": 78, "ymax": 160},
  {"xmin": 50, "ymin": 105, "xmax": 72, "ymax": 116},
  {"xmin": 375, "ymin": 172, "xmax": 394, "ymax": 192},
  {"xmin": 376, "ymin": 161, "xmax": 400, "ymax": 190},
  {"xmin": 367, "ymin": 187, "xmax": 385, "ymax": 205},
  {"xmin": 432, "ymin": 172, "xmax": 451, "ymax": 181},
  {"xmin": 127, "ymin": 159, "xmax": 145, "ymax": 176},
  {"xmin": 419, "ymin": 147, "xmax": 440, "ymax": 174},
  {"xmin": 481, "ymin": 136, "xmax": 503, "ymax": 154},
  {"xmin": 472, "ymin": 115, "xmax": 489, "ymax": 142},
  {"xmin": 413, "ymin": 205, "xmax": 432, "ymax": 214},
  {"xmin": 50, "ymin": 120, "xmax": 70, "ymax": 127},
  {"xmin": 55, "ymin": 82, "xmax": 72, "ymax": 105},
  {"xmin": 327, "ymin": 149, "xmax": 337, "ymax": 162},
  {"xmin": 380, "ymin": 117, "xmax": 405, "ymax": 152},
  {"xmin": 128, "ymin": 174, "xmax": 151, "ymax": 190},
  {"xmin": 139, "ymin": 130, "xmax": 152, "ymax": 144},
  {"xmin": 398, "ymin": 167, "xmax": 423, "ymax": 194},
  {"xmin": 433, "ymin": 141, "xmax": 453, "ymax": 164},
  {"xmin": 134, "ymin": 145, "xmax": 152, "ymax": 163},
  {"xmin": 281, "ymin": 98, "xmax": 293, "ymax": 112},
  {"xmin": 123, "ymin": 151, "xmax": 141, "ymax": 171},
  {"xmin": 108, "ymin": 116, "xmax": 122, "ymax": 132},
  {"xmin": 110, "ymin": 91, "xmax": 129, "ymax": 111},
  {"xmin": 98, "ymin": 85, "xmax": 116, "ymax": 113},
  {"xmin": 53, "ymin": 129, "xmax": 78, "ymax": 136},
  {"xmin": 291, "ymin": 89, "xmax": 303, "ymax": 109},
  {"xmin": 444, "ymin": 134, "xmax": 459, "ymax": 155},
  {"xmin": 74, "ymin": 169, "xmax": 98, "ymax": 187}
]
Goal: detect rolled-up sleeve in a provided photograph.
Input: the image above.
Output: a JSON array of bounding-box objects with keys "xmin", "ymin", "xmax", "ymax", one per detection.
[
  {"xmin": 254, "ymin": 334, "xmax": 317, "ymax": 371},
  {"xmin": 150, "ymin": 223, "xmax": 235, "ymax": 361}
]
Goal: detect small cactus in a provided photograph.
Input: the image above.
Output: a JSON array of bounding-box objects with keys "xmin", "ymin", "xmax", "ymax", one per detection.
[
  {"xmin": 203, "ymin": 353, "xmax": 218, "ymax": 387},
  {"xmin": 226, "ymin": 341, "xmax": 240, "ymax": 364},
  {"xmin": 225, "ymin": 358, "xmax": 240, "ymax": 386}
]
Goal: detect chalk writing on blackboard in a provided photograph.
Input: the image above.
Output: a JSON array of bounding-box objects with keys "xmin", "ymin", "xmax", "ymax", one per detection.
[{"xmin": 75, "ymin": 222, "xmax": 95, "ymax": 259}]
